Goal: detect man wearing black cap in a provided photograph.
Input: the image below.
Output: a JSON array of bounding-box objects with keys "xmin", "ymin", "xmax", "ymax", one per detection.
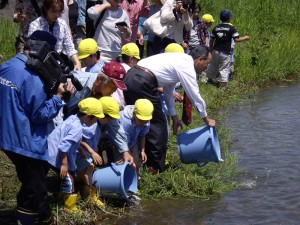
[{"xmin": 0, "ymin": 31, "xmax": 73, "ymax": 225}]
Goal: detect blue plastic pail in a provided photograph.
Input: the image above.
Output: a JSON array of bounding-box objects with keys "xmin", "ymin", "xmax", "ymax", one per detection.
[
  {"xmin": 92, "ymin": 162, "xmax": 138, "ymax": 200},
  {"xmin": 177, "ymin": 126, "xmax": 223, "ymax": 166}
]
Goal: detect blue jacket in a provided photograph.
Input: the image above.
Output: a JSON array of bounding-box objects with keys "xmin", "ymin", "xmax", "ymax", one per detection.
[{"xmin": 0, "ymin": 53, "xmax": 63, "ymax": 160}]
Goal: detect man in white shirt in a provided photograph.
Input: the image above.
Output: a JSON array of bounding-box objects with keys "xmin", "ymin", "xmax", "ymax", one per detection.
[{"xmin": 123, "ymin": 45, "xmax": 215, "ymax": 173}]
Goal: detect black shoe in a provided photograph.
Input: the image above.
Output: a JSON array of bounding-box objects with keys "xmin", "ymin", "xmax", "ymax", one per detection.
[{"xmin": 207, "ymin": 79, "xmax": 219, "ymax": 87}]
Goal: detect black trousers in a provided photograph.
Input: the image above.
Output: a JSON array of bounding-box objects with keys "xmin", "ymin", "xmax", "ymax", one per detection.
[
  {"xmin": 123, "ymin": 67, "xmax": 168, "ymax": 172},
  {"xmin": 4, "ymin": 151, "xmax": 49, "ymax": 212}
]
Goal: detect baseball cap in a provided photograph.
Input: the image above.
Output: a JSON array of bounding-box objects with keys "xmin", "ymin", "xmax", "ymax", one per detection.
[
  {"xmin": 202, "ymin": 14, "xmax": 215, "ymax": 23},
  {"xmin": 100, "ymin": 96, "xmax": 120, "ymax": 119},
  {"xmin": 102, "ymin": 61, "xmax": 127, "ymax": 90},
  {"xmin": 78, "ymin": 97, "xmax": 104, "ymax": 118},
  {"xmin": 165, "ymin": 43, "xmax": 184, "ymax": 53},
  {"xmin": 220, "ymin": 10, "xmax": 232, "ymax": 21},
  {"xmin": 121, "ymin": 43, "xmax": 140, "ymax": 59},
  {"xmin": 28, "ymin": 30, "xmax": 57, "ymax": 50},
  {"xmin": 78, "ymin": 38, "xmax": 99, "ymax": 60},
  {"xmin": 134, "ymin": 99, "xmax": 154, "ymax": 121}
]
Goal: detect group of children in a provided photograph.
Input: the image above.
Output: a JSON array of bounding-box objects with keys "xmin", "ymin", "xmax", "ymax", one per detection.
[{"xmin": 47, "ymin": 96, "xmax": 153, "ymax": 212}]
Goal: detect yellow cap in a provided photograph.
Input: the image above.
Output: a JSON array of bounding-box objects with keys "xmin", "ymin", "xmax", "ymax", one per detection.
[
  {"xmin": 202, "ymin": 14, "xmax": 215, "ymax": 23},
  {"xmin": 78, "ymin": 38, "xmax": 99, "ymax": 60},
  {"xmin": 134, "ymin": 99, "xmax": 154, "ymax": 121},
  {"xmin": 121, "ymin": 43, "xmax": 140, "ymax": 59},
  {"xmin": 100, "ymin": 96, "xmax": 120, "ymax": 119},
  {"xmin": 78, "ymin": 97, "xmax": 104, "ymax": 118},
  {"xmin": 164, "ymin": 43, "xmax": 184, "ymax": 53}
]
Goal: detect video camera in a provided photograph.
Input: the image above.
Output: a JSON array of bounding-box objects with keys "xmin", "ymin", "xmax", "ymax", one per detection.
[
  {"xmin": 25, "ymin": 40, "xmax": 83, "ymax": 101},
  {"xmin": 182, "ymin": 0, "xmax": 189, "ymax": 9},
  {"xmin": 176, "ymin": 0, "xmax": 190, "ymax": 22}
]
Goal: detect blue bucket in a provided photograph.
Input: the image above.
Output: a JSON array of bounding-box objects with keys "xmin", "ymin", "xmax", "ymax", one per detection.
[
  {"xmin": 177, "ymin": 126, "xmax": 223, "ymax": 166},
  {"xmin": 92, "ymin": 162, "xmax": 138, "ymax": 200}
]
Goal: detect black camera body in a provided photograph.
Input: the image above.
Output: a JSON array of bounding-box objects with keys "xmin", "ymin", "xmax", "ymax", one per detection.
[
  {"xmin": 25, "ymin": 40, "xmax": 83, "ymax": 101},
  {"xmin": 182, "ymin": 0, "xmax": 189, "ymax": 9}
]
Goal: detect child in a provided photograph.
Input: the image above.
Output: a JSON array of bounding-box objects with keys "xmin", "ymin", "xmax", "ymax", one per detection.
[
  {"xmin": 77, "ymin": 38, "xmax": 105, "ymax": 73},
  {"xmin": 206, "ymin": 9, "xmax": 249, "ymax": 88},
  {"xmin": 119, "ymin": 99, "xmax": 154, "ymax": 176},
  {"xmin": 201, "ymin": 14, "xmax": 215, "ymax": 47},
  {"xmin": 47, "ymin": 97, "xmax": 104, "ymax": 213},
  {"xmin": 75, "ymin": 96, "xmax": 121, "ymax": 208}
]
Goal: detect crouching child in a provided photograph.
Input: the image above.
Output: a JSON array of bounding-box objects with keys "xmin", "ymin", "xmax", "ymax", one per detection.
[
  {"xmin": 47, "ymin": 97, "xmax": 104, "ymax": 213},
  {"xmin": 75, "ymin": 96, "xmax": 121, "ymax": 208}
]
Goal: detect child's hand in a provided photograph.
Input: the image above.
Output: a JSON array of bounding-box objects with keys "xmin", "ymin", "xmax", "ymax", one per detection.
[
  {"xmin": 141, "ymin": 151, "xmax": 147, "ymax": 163},
  {"xmin": 92, "ymin": 151, "xmax": 103, "ymax": 166},
  {"xmin": 13, "ymin": 12, "xmax": 26, "ymax": 23},
  {"xmin": 60, "ymin": 164, "xmax": 68, "ymax": 179}
]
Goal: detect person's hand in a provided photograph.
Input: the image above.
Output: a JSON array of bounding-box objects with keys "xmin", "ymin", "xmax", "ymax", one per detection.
[
  {"xmin": 91, "ymin": 151, "xmax": 103, "ymax": 166},
  {"xmin": 56, "ymin": 82, "xmax": 74, "ymax": 100},
  {"xmin": 172, "ymin": 115, "xmax": 183, "ymax": 135},
  {"xmin": 173, "ymin": 92, "xmax": 183, "ymax": 102},
  {"xmin": 202, "ymin": 116, "xmax": 216, "ymax": 127},
  {"xmin": 175, "ymin": 0, "xmax": 182, "ymax": 11},
  {"xmin": 123, "ymin": 151, "xmax": 136, "ymax": 169},
  {"xmin": 141, "ymin": 151, "xmax": 147, "ymax": 163},
  {"xmin": 74, "ymin": 62, "xmax": 81, "ymax": 71},
  {"xmin": 182, "ymin": 42, "xmax": 188, "ymax": 49},
  {"xmin": 138, "ymin": 34, "xmax": 144, "ymax": 45},
  {"xmin": 60, "ymin": 164, "xmax": 68, "ymax": 179},
  {"xmin": 117, "ymin": 25, "xmax": 129, "ymax": 33},
  {"xmin": 180, "ymin": 7, "xmax": 188, "ymax": 15},
  {"xmin": 13, "ymin": 12, "xmax": 26, "ymax": 23}
]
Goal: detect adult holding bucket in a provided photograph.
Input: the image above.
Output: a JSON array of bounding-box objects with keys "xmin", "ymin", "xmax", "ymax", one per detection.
[{"xmin": 123, "ymin": 45, "xmax": 216, "ymax": 173}]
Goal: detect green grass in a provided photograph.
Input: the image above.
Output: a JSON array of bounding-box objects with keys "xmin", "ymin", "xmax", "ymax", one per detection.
[{"xmin": 0, "ymin": 18, "xmax": 18, "ymax": 60}]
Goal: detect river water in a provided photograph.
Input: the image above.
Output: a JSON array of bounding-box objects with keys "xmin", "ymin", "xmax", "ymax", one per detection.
[{"xmin": 107, "ymin": 82, "xmax": 300, "ymax": 225}]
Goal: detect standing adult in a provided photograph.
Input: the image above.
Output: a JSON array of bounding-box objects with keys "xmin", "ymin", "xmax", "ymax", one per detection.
[
  {"xmin": 149, "ymin": 0, "xmax": 193, "ymax": 55},
  {"xmin": 123, "ymin": 45, "xmax": 215, "ymax": 173},
  {"xmin": 0, "ymin": 31, "xmax": 72, "ymax": 225},
  {"xmin": 28, "ymin": 0, "xmax": 81, "ymax": 70},
  {"xmin": 87, "ymin": 0, "xmax": 131, "ymax": 63},
  {"xmin": 119, "ymin": 0, "xmax": 150, "ymax": 43}
]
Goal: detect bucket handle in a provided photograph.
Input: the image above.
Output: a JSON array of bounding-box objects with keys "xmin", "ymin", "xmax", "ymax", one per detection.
[{"xmin": 111, "ymin": 163, "xmax": 121, "ymax": 175}]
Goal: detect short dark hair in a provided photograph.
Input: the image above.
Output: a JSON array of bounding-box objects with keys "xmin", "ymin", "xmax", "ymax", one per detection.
[
  {"xmin": 189, "ymin": 45, "xmax": 210, "ymax": 60},
  {"xmin": 42, "ymin": 0, "xmax": 64, "ymax": 17}
]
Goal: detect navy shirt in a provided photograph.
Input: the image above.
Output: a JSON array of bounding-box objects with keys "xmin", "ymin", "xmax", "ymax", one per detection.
[{"xmin": 211, "ymin": 23, "xmax": 239, "ymax": 54}]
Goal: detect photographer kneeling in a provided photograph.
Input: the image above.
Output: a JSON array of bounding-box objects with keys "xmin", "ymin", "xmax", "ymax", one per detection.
[{"xmin": 0, "ymin": 31, "xmax": 73, "ymax": 225}]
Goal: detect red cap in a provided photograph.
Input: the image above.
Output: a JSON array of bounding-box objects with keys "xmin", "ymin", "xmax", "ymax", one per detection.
[{"xmin": 102, "ymin": 62, "xmax": 127, "ymax": 90}]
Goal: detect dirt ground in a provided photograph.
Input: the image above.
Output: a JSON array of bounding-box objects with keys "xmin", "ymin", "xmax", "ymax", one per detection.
[{"xmin": 0, "ymin": 0, "xmax": 15, "ymax": 20}]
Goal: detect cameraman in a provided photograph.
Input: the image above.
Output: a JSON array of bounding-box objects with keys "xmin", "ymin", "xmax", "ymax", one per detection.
[
  {"xmin": 0, "ymin": 31, "xmax": 73, "ymax": 225},
  {"xmin": 151, "ymin": 0, "xmax": 193, "ymax": 54}
]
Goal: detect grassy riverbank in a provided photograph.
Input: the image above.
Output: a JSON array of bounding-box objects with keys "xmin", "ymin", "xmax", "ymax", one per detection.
[{"xmin": 0, "ymin": 0, "xmax": 300, "ymax": 224}]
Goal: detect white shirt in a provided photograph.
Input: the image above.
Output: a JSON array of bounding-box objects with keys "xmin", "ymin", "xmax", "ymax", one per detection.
[{"xmin": 138, "ymin": 53, "xmax": 207, "ymax": 118}]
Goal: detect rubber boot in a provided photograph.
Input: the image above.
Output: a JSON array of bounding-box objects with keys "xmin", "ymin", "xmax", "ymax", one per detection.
[
  {"xmin": 63, "ymin": 194, "xmax": 79, "ymax": 213},
  {"xmin": 84, "ymin": 185, "xmax": 105, "ymax": 208},
  {"xmin": 16, "ymin": 208, "xmax": 38, "ymax": 225}
]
